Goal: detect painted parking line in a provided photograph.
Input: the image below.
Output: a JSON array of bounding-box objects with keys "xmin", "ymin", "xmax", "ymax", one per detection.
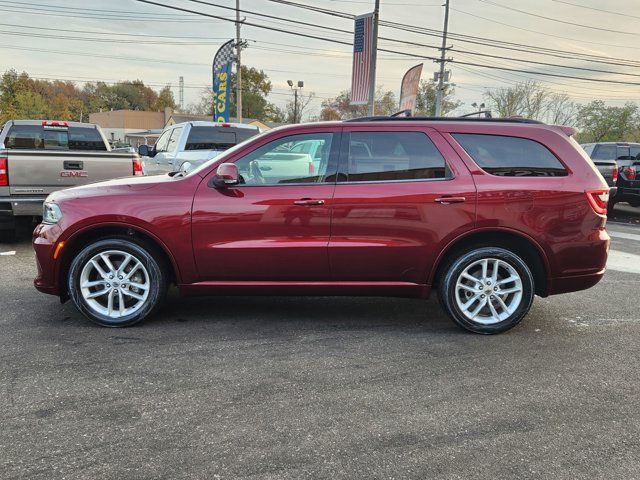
[
  {"xmin": 607, "ymin": 249, "xmax": 640, "ymax": 275},
  {"xmin": 609, "ymin": 231, "xmax": 640, "ymax": 242}
]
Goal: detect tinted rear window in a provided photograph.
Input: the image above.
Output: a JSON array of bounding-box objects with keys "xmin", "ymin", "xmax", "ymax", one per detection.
[
  {"xmin": 453, "ymin": 134, "xmax": 567, "ymax": 177},
  {"xmin": 185, "ymin": 127, "xmax": 257, "ymax": 151},
  {"xmin": 5, "ymin": 125, "xmax": 106, "ymax": 151},
  {"xmin": 591, "ymin": 144, "xmax": 617, "ymax": 160},
  {"xmin": 69, "ymin": 127, "xmax": 107, "ymax": 151},
  {"xmin": 5, "ymin": 125, "xmax": 43, "ymax": 149},
  {"xmin": 43, "ymin": 129, "xmax": 68, "ymax": 149}
]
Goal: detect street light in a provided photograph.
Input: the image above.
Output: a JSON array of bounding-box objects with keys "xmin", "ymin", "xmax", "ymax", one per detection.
[
  {"xmin": 471, "ymin": 102, "xmax": 486, "ymax": 118},
  {"xmin": 288, "ymin": 79, "xmax": 304, "ymax": 123}
]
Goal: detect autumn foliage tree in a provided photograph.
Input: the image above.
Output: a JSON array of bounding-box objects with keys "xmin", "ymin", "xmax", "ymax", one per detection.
[{"xmin": 0, "ymin": 69, "xmax": 177, "ymax": 124}]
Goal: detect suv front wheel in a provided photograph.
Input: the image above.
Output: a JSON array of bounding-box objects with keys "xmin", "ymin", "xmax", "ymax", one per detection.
[
  {"xmin": 438, "ymin": 247, "xmax": 535, "ymax": 334},
  {"xmin": 68, "ymin": 237, "xmax": 167, "ymax": 327}
]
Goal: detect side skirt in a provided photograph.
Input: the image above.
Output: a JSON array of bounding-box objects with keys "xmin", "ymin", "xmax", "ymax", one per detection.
[{"xmin": 178, "ymin": 281, "xmax": 431, "ymax": 299}]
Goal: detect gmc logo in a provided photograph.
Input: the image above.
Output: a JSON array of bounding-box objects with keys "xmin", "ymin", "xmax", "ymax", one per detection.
[{"xmin": 60, "ymin": 171, "xmax": 88, "ymax": 178}]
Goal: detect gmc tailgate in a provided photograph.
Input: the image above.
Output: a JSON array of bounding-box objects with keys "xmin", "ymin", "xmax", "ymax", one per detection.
[{"xmin": 7, "ymin": 150, "xmax": 136, "ymax": 197}]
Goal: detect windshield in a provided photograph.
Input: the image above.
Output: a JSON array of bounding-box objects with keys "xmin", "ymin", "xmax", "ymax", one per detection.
[{"xmin": 184, "ymin": 128, "xmax": 271, "ymax": 178}]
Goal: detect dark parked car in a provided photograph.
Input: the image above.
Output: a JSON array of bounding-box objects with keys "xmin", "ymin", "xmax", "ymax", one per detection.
[
  {"xmin": 581, "ymin": 142, "xmax": 640, "ymax": 209},
  {"xmin": 33, "ymin": 117, "xmax": 611, "ymax": 334}
]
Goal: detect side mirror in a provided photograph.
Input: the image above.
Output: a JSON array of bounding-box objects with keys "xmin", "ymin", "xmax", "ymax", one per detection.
[
  {"xmin": 212, "ymin": 163, "xmax": 239, "ymax": 188},
  {"xmin": 179, "ymin": 161, "xmax": 193, "ymax": 174},
  {"xmin": 138, "ymin": 144, "xmax": 150, "ymax": 157}
]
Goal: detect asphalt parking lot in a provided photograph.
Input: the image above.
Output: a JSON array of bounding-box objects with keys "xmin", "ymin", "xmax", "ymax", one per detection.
[{"xmin": 1, "ymin": 207, "xmax": 640, "ymax": 480}]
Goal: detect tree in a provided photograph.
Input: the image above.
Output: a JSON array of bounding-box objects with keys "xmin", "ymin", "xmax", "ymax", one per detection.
[
  {"xmin": 13, "ymin": 91, "xmax": 48, "ymax": 119},
  {"xmin": 484, "ymin": 81, "xmax": 578, "ymax": 125},
  {"xmin": 154, "ymin": 85, "xmax": 177, "ymax": 111},
  {"xmin": 0, "ymin": 69, "xmax": 180, "ymax": 123},
  {"xmin": 576, "ymin": 101, "xmax": 640, "ymax": 143},
  {"xmin": 319, "ymin": 87, "xmax": 398, "ymax": 120},
  {"xmin": 414, "ymin": 80, "xmax": 461, "ymax": 116},
  {"xmin": 285, "ymin": 91, "xmax": 315, "ymax": 123}
]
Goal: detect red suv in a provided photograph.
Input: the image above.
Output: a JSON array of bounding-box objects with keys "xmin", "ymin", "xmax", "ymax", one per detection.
[{"xmin": 33, "ymin": 118, "xmax": 611, "ymax": 334}]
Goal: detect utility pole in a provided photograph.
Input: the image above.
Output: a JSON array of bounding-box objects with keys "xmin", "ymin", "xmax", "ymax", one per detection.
[
  {"xmin": 367, "ymin": 0, "xmax": 380, "ymax": 116},
  {"xmin": 235, "ymin": 0, "xmax": 242, "ymax": 122},
  {"xmin": 435, "ymin": 0, "xmax": 450, "ymax": 117},
  {"xmin": 179, "ymin": 76, "xmax": 184, "ymax": 111}
]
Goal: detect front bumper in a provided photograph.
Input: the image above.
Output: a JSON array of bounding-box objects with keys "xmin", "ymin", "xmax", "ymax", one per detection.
[{"xmin": 32, "ymin": 223, "xmax": 63, "ymax": 296}]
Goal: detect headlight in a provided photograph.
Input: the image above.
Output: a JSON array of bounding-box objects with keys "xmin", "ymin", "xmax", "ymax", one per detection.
[{"xmin": 42, "ymin": 202, "xmax": 63, "ymax": 224}]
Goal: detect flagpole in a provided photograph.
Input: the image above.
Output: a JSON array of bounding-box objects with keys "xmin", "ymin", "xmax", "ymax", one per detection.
[
  {"xmin": 235, "ymin": 0, "xmax": 243, "ymax": 123},
  {"xmin": 367, "ymin": 0, "xmax": 379, "ymax": 116}
]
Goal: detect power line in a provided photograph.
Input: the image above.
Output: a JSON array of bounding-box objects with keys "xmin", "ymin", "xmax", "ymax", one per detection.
[
  {"xmin": 478, "ymin": 0, "xmax": 640, "ymax": 36},
  {"xmin": 0, "ymin": 0, "xmax": 197, "ymax": 16},
  {"xmin": 550, "ymin": 0, "xmax": 640, "ymax": 20},
  {"xmin": 266, "ymin": 0, "xmax": 640, "ymax": 67},
  {"xmin": 450, "ymin": 7, "xmax": 638, "ymax": 51},
  {"xmin": 133, "ymin": 0, "xmax": 640, "ymax": 87},
  {"xmin": 184, "ymin": 0, "xmax": 640, "ymax": 78}
]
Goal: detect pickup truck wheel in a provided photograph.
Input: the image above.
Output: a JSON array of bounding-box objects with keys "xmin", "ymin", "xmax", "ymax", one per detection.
[
  {"xmin": 438, "ymin": 247, "xmax": 535, "ymax": 334},
  {"xmin": 68, "ymin": 238, "xmax": 167, "ymax": 327}
]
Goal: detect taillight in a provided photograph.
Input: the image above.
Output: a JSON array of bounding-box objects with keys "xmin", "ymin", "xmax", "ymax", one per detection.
[
  {"xmin": 623, "ymin": 166, "xmax": 637, "ymax": 181},
  {"xmin": 133, "ymin": 157, "xmax": 143, "ymax": 176},
  {"xmin": 0, "ymin": 157, "xmax": 8, "ymax": 186},
  {"xmin": 612, "ymin": 165, "xmax": 618, "ymax": 183},
  {"xmin": 586, "ymin": 189, "xmax": 609, "ymax": 215}
]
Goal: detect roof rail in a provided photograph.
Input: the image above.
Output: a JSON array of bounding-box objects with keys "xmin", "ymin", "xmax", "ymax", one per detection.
[{"xmin": 344, "ymin": 116, "xmax": 544, "ymax": 124}]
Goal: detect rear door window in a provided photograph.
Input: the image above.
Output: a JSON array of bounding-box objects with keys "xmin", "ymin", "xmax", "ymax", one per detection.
[
  {"xmin": 345, "ymin": 131, "xmax": 450, "ymax": 182},
  {"xmin": 453, "ymin": 134, "xmax": 568, "ymax": 177}
]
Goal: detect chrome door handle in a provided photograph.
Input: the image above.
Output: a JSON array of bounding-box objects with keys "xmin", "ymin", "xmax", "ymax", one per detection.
[
  {"xmin": 435, "ymin": 196, "xmax": 466, "ymax": 205},
  {"xmin": 294, "ymin": 199, "xmax": 325, "ymax": 206}
]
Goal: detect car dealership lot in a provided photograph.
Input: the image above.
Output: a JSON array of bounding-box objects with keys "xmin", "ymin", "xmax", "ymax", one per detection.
[{"xmin": 1, "ymin": 213, "xmax": 640, "ymax": 479}]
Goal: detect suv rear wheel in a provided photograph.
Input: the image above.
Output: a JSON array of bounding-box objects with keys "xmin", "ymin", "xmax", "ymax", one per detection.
[
  {"xmin": 68, "ymin": 237, "xmax": 167, "ymax": 327},
  {"xmin": 438, "ymin": 247, "xmax": 535, "ymax": 334}
]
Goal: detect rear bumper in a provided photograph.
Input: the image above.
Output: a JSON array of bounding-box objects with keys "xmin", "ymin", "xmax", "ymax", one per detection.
[
  {"xmin": 0, "ymin": 197, "xmax": 46, "ymax": 217},
  {"xmin": 547, "ymin": 228, "xmax": 609, "ymax": 295},
  {"xmin": 614, "ymin": 187, "xmax": 640, "ymax": 202},
  {"xmin": 547, "ymin": 268, "xmax": 606, "ymax": 295}
]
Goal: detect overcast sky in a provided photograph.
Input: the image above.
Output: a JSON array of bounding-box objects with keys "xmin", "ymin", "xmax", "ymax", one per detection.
[{"xmin": 1, "ymin": 0, "xmax": 639, "ymax": 118}]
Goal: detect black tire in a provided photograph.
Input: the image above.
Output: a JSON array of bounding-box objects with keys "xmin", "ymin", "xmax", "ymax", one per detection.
[
  {"xmin": 438, "ymin": 247, "xmax": 535, "ymax": 334},
  {"xmin": 68, "ymin": 237, "xmax": 167, "ymax": 327},
  {"xmin": 607, "ymin": 201, "xmax": 616, "ymax": 215}
]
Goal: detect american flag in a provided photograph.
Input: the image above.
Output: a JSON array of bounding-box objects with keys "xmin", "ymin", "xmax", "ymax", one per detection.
[{"xmin": 350, "ymin": 13, "xmax": 374, "ymax": 105}]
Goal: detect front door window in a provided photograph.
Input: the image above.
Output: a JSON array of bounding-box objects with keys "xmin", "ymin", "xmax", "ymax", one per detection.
[{"xmin": 233, "ymin": 133, "xmax": 334, "ymax": 185}]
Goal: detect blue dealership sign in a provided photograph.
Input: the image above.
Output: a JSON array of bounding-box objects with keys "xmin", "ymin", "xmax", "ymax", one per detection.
[{"xmin": 212, "ymin": 40, "xmax": 236, "ymax": 123}]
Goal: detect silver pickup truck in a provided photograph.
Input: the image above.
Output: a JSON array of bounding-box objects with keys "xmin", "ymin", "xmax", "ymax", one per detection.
[
  {"xmin": 0, "ymin": 120, "xmax": 142, "ymax": 238},
  {"xmin": 139, "ymin": 121, "xmax": 259, "ymax": 175}
]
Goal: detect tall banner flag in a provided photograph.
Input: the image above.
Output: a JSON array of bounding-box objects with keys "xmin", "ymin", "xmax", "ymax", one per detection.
[
  {"xmin": 350, "ymin": 13, "xmax": 374, "ymax": 105},
  {"xmin": 212, "ymin": 40, "xmax": 236, "ymax": 122},
  {"xmin": 399, "ymin": 64, "xmax": 423, "ymax": 113}
]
